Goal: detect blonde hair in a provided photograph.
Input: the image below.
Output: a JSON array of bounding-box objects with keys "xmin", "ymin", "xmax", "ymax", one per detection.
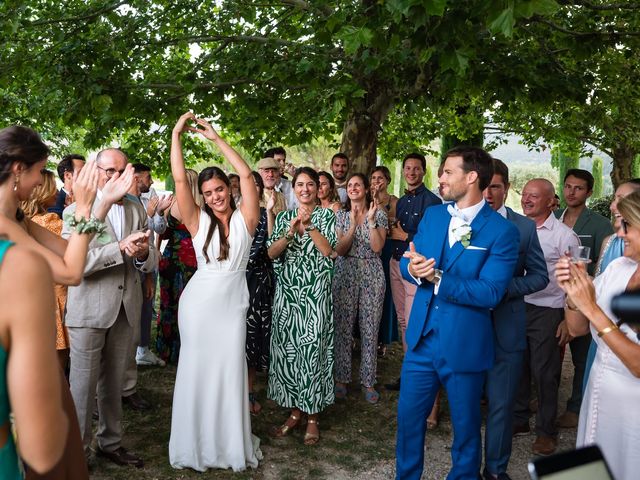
[
  {"xmin": 185, "ymin": 168, "xmax": 203, "ymax": 208},
  {"xmin": 20, "ymin": 170, "xmax": 57, "ymax": 218},
  {"xmin": 617, "ymin": 190, "xmax": 640, "ymax": 229}
]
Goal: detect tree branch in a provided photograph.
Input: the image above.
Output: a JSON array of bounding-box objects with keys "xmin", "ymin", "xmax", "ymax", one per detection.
[
  {"xmin": 532, "ymin": 16, "xmax": 640, "ymax": 37},
  {"xmin": 28, "ymin": 1, "xmax": 128, "ymax": 26},
  {"xmin": 146, "ymin": 34, "xmax": 298, "ymax": 47},
  {"xmin": 571, "ymin": 1, "xmax": 640, "ymax": 10}
]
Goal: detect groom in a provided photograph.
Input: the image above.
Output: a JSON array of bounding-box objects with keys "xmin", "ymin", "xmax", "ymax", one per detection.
[{"xmin": 396, "ymin": 146, "xmax": 519, "ymax": 479}]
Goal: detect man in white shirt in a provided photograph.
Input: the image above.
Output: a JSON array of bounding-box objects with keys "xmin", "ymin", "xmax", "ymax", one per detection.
[
  {"xmin": 63, "ymin": 148, "xmax": 158, "ymax": 468},
  {"xmin": 513, "ymin": 178, "xmax": 580, "ymax": 457}
]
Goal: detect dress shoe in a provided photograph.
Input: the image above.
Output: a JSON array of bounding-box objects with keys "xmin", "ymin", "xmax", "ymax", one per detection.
[
  {"xmin": 532, "ymin": 435, "xmax": 557, "ymax": 456},
  {"xmin": 384, "ymin": 377, "xmax": 401, "ymax": 391},
  {"xmin": 122, "ymin": 392, "xmax": 151, "ymax": 411},
  {"xmin": 482, "ymin": 467, "xmax": 513, "ymax": 480},
  {"xmin": 96, "ymin": 447, "xmax": 144, "ymax": 468},
  {"xmin": 512, "ymin": 423, "xmax": 530, "ymax": 436},
  {"xmin": 556, "ymin": 410, "xmax": 579, "ymax": 428}
]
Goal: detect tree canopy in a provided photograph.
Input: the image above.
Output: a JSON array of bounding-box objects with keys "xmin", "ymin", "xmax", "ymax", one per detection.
[{"xmin": 1, "ymin": 1, "xmax": 639, "ymax": 178}]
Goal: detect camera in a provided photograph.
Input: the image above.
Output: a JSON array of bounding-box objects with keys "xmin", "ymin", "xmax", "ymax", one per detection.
[{"xmin": 611, "ymin": 288, "xmax": 640, "ymax": 326}]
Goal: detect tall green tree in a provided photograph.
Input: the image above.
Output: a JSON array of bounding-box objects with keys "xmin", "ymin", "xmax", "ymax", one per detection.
[
  {"xmin": 592, "ymin": 156, "xmax": 603, "ymax": 199},
  {"xmin": 551, "ymin": 147, "xmax": 579, "ymax": 205}
]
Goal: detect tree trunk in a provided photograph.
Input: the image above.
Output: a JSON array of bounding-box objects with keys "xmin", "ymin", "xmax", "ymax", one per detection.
[
  {"xmin": 610, "ymin": 144, "xmax": 636, "ymax": 189},
  {"xmin": 340, "ymin": 113, "xmax": 379, "ymax": 175}
]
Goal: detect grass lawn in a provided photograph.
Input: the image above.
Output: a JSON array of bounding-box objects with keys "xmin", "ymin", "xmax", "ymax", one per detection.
[{"xmin": 89, "ymin": 342, "xmax": 417, "ymax": 479}]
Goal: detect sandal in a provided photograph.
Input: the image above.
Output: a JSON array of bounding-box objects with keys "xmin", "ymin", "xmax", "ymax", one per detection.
[
  {"xmin": 335, "ymin": 383, "xmax": 348, "ymax": 400},
  {"xmin": 364, "ymin": 388, "xmax": 380, "ymax": 404},
  {"xmin": 303, "ymin": 418, "xmax": 320, "ymax": 446},
  {"xmin": 248, "ymin": 392, "xmax": 262, "ymax": 415},
  {"xmin": 270, "ymin": 413, "xmax": 301, "ymax": 438}
]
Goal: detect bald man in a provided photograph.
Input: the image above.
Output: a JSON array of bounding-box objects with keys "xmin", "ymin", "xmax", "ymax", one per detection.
[{"xmin": 512, "ymin": 179, "xmax": 579, "ymax": 457}]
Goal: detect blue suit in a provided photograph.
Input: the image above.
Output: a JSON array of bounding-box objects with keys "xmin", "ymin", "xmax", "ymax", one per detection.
[
  {"xmin": 484, "ymin": 208, "xmax": 548, "ymax": 476},
  {"xmin": 396, "ymin": 202, "xmax": 519, "ymax": 480}
]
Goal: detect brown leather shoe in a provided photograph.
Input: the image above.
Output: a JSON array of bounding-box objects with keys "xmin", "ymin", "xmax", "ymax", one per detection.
[
  {"xmin": 556, "ymin": 410, "xmax": 579, "ymax": 428},
  {"xmin": 532, "ymin": 435, "xmax": 557, "ymax": 456},
  {"xmin": 122, "ymin": 392, "xmax": 151, "ymax": 411},
  {"xmin": 96, "ymin": 447, "xmax": 144, "ymax": 468}
]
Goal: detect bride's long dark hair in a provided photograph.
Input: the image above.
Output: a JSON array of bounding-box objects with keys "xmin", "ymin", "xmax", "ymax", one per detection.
[{"xmin": 198, "ymin": 166, "xmax": 236, "ymax": 262}]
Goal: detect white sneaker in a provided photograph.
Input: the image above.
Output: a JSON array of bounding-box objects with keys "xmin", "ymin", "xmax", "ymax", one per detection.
[{"xmin": 136, "ymin": 347, "xmax": 166, "ymax": 367}]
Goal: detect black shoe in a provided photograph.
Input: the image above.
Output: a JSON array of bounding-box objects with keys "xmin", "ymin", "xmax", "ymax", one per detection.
[
  {"xmin": 385, "ymin": 377, "xmax": 401, "ymax": 391},
  {"xmin": 512, "ymin": 423, "xmax": 531, "ymax": 437},
  {"xmin": 482, "ymin": 467, "xmax": 513, "ymax": 480},
  {"xmin": 122, "ymin": 392, "xmax": 151, "ymax": 411},
  {"xmin": 96, "ymin": 447, "xmax": 144, "ymax": 468}
]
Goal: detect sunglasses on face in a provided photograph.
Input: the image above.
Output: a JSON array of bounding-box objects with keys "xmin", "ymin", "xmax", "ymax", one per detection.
[
  {"xmin": 97, "ymin": 165, "xmax": 126, "ymax": 178},
  {"xmin": 621, "ymin": 218, "xmax": 630, "ymax": 235}
]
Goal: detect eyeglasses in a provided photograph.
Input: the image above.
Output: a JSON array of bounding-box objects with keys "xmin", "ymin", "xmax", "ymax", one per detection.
[
  {"xmin": 621, "ymin": 218, "xmax": 630, "ymax": 235},
  {"xmin": 97, "ymin": 165, "xmax": 126, "ymax": 178}
]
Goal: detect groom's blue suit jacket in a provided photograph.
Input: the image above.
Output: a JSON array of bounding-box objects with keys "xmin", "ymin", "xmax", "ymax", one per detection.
[{"xmin": 400, "ymin": 202, "xmax": 519, "ymax": 372}]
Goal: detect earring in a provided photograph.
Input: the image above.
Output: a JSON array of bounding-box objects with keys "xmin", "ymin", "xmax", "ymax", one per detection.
[{"xmin": 13, "ymin": 175, "xmax": 19, "ymax": 192}]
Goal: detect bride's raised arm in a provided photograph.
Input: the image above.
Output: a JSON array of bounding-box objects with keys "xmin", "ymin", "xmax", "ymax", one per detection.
[
  {"xmin": 170, "ymin": 112, "xmax": 202, "ymax": 237},
  {"xmin": 191, "ymin": 117, "xmax": 260, "ymax": 236}
]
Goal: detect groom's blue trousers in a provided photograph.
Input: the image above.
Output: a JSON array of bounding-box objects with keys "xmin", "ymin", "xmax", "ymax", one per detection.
[{"xmin": 396, "ymin": 329, "xmax": 485, "ymax": 480}]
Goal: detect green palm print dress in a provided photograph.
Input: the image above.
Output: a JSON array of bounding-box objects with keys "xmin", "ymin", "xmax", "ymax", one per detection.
[{"xmin": 267, "ymin": 207, "xmax": 337, "ymax": 414}]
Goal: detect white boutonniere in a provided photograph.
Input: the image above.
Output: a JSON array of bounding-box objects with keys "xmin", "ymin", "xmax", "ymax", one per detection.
[{"xmin": 452, "ymin": 223, "xmax": 472, "ymax": 248}]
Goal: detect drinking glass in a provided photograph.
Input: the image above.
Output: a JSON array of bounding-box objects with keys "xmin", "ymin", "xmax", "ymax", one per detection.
[{"xmin": 569, "ymin": 245, "xmax": 591, "ymax": 264}]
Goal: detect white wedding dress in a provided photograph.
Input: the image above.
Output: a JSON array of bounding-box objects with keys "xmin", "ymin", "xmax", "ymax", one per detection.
[
  {"xmin": 577, "ymin": 256, "xmax": 640, "ymax": 480},
  {"xmin": 169, "ymin": 209, "xmax": 262, "ymax": 472}
]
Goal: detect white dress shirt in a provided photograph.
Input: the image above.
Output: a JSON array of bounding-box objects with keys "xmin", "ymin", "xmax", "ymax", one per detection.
[
  {"xmin": 525, "ymin": 212, "xmax": 580, "ymax": 308},
  {"xmin": 447, "ymin": 199, "xmax": 486, "ymax": 247},
  {"xmin": 97, "ymin": 189, "xmax": 124, "ymax": 241}
]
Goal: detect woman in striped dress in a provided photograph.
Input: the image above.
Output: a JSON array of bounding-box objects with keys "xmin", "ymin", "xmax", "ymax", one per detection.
[{"xmin": 267, "ymin": 167, "xmax": 337, "ymax": 446}]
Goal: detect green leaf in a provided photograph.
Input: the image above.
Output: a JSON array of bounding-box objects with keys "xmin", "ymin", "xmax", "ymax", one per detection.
[
  {"xmin": 488, "ymin": 6, "xmax": 515, "ymax": 37},
  {"xmin": 337, "ymin": 26, "xmax": 374, "ymax": 55}
]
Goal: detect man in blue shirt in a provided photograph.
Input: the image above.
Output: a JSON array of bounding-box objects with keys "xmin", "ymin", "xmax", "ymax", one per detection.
[{"xmin": 386, "ymin": 153, "xmax": 441, "ymax": 391}]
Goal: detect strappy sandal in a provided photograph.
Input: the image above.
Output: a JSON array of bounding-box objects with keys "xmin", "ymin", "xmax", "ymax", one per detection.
[
  {"xmin": 303, "ymin": 418, "xmax": 320, "ymax": 446},
  {"xmin": 364, "ymin": 388, "xmax": 380, "ymax": 404},
  {"xmin": 335, "ymin": 383, "xmax": 348, "ymax": 400},
  {"xmin": 270, "ymin": 413, "xmax": 301, "ymax": 438}
]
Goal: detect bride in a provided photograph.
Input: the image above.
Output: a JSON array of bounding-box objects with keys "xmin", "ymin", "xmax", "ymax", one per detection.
[{"xmin": 168, "ymin": 112, "xmax": 262, "ymax": 471}]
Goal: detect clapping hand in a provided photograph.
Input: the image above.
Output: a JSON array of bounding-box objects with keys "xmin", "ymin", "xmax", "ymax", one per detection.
[
  {"xmin": 119, "ymin": 230, "xmax": 151, "ymax": 260},
  {"xmin": 266, "ymin": 193, "xmax": 276, "ymax": 213},
  {"xmin": 350, "ymin": 203, "xmax": 363, "ymax": 226},
  {"xmin": 71, "ymin": 161, "xmax": 99, "ymax": 217},
  {"xmin": 403, "ymin": 242, "xmax": 436, "ymax": 282},
  {"xmin": 157, "ymin": 194, "xmax": 173, "ymax": 215},
  {"xmin": 288, "ymin": 216, "xmax": 301, "ymax": 237},
  {"xmin": 367, "ymin": 201, "xmax": 378, "ymax": 225},
  {"xmin": 101, "ymin": 164, "xmax": 135, "ymax": 206},
  {"xmin": 298, "ymin": 206, "xmax": 312, "ymax": 227},
  {"xmin": 146, "ymin": 196, "xmax": 159, "ymax": 217}
]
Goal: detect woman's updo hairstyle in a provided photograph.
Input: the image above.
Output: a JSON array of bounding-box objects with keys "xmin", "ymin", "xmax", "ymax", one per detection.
[
  {"xmin": 0, "ymin": 126, "xmax": 50, "ymax": 185},
  {"xmin": 292, "ymin": 166, "xmax": 320, "ymax": 187},
  {"xmin": 617, "ymin": 190, "xmax": 640, "ymax": 230}
]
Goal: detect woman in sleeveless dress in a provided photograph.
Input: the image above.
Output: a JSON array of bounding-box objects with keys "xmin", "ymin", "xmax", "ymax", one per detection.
[
  {"xmin": 557, "ymin": 190, "xmax": 640, "ymax": 480},
  {"xmin": 0, "ymin": 126, "xmax": 132, "ymax": 479},
  {"xmin": 0, "ymin": 240, "xmax": 69, "ymax": 479},
  {"xmin": 168, "ymin": 112, "xmax": 262, "ymax": 472}
]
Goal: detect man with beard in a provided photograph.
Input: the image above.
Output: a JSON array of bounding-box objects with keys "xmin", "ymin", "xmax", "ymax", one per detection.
[
  {"xmin": 396, "ymin": 147, "xmax": 518, "ymax": 479},
  {"xmin": 331, "ymin": 153, "xmax": 349, "ymax": 204}
]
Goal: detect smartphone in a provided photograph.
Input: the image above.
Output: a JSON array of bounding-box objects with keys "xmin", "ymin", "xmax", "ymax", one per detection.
[{"xmin": 528, "ymin": 445, "xmax": 615, "ymax": 480}]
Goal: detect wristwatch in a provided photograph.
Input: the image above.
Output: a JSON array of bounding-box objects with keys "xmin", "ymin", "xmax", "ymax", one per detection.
[
  {"xmin": 432, "ymin": 269, "xmax": 443, "ymax": 286},
  {"xmin": 305, "ymin": 223, "xmax": 317, "ymax": 232}
]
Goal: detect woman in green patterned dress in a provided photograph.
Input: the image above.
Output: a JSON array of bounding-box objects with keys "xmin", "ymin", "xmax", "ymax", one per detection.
[{"xmin": 267, "ymin": 167, "xmax": 337, "ymax": 446}]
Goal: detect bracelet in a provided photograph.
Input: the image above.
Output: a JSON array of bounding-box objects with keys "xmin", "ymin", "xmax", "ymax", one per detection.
[
  {"xmin": 284, "ymin": 231, "xmax": 294, "ymax": 241},
  {"xmin": 368, "ymin": 222, "xmax": 377, "ymax": 229},
  {"xmin": 565, "ymin": 300, "xmax": 580, "ymax": 312},
  {"xmin": 597, "ymin": 324, "xmax": 620, "ymax": 338},
  {"xmin": 63, "ymin": 213, "xmax": 110, "ymax": 244}
]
